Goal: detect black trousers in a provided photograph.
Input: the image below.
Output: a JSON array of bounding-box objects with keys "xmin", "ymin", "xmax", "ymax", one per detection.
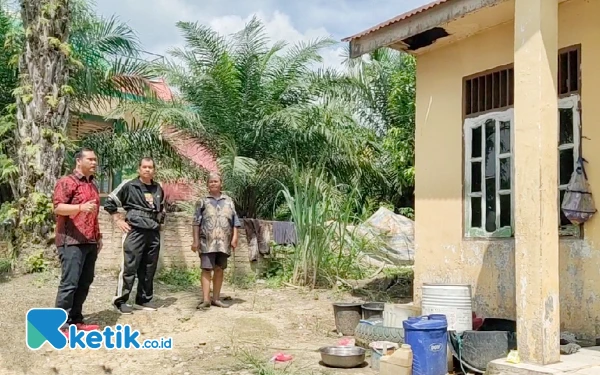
[
  {"xmin": 55, "ymin": 243, "xmax": 98, "ymax": 326},
  {"xmin": 114, "ymin": 227, "xmax": 161, "ymax": 307}
]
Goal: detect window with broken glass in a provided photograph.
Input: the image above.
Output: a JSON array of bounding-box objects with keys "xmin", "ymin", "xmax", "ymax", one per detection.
[
  {"xmin": 558, "ymin": 94, "xmax": 581, "ymax": 237},
  {"xmin": 464, "ymin": 109, "xmax": 514, "ymax": 238},
  {"xmin": 463, "ymin": 46, "xmax": 581, "ymax": 238}
]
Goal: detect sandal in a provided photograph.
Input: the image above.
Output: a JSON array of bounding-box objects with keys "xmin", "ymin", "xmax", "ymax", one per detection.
[{"xmin": 197, "ymin": 301, "xmax": 211, "ymax": 310}]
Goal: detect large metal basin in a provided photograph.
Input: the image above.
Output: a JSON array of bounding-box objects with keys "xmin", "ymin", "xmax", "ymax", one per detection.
[{"xmin": 319, "ymin": 346, "xmax": 366, "ymax": 368}]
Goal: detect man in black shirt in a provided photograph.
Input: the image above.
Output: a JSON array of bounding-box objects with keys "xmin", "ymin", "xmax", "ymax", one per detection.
[{"xmin": 104, "ymin": 157, "xmax": 166, "ymax": 314}]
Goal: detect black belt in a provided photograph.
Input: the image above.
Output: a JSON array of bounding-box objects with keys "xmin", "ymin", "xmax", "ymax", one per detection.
[{"xmin": 129, "ymin": 209, "xmax": 158, "ymax": 220}]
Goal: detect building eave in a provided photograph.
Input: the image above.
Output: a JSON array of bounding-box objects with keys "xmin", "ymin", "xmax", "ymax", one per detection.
[{"xmin": 343, "ymin": 0, "xmax": 505, "ymax": 58}]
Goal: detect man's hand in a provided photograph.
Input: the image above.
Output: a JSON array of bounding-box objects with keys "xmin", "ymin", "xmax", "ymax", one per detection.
[
  {"xmin": 80, "ymin": 200, "xmax": 97, "ymax": 213},
  {"xmin": 116, "ymin": 218, "xmax": 131, "ymax": 233},
  {"xmin": 191, "ymin": 241, "xmax": 199, "ymax": 253},
  {"xmin": 230, "ymin": 238, "xmax": 238, "ymax": 252}
]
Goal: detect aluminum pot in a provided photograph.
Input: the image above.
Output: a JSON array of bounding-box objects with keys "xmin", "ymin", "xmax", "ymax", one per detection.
[{"xmin": 319, "ymin": 346, "xmax": 366, "ymax": 368}]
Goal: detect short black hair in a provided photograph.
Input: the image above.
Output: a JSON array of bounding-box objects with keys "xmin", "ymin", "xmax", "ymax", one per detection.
[
  {"xmin": 139, "ymin": 157, "xmax": 155, "ymax": 168},
  {"xmin": 75, "ymin": 147, "xmax": 95, "ymax": 160}
]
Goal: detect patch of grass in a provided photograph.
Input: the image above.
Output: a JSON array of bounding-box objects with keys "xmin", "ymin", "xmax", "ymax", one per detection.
[
  {"xmin": 227, "ymin": 271, "xmax": 257, "ymax": 289},
  {"xmin": 351, "ymin": 266, "xmax": 414, "ymax": 302},
  {"xmin": 156, "ymin": 266, "xmax": 201, "ymax": 290},
  {"xmin": 0, "ymin": 256, "xmax": 12, "ymax": 282},
  {"xmin": 25, "ymin": 250, "xmax": 48, "ymax": 274},
  {"xmin": 382, "ymin": 266, "xmax": 414, "ymax": 280},
  {"xmin": 0, "ymin": 257, "xmax": 11, "ymax": 274},
  {"xmin": 236, "ymin": 348, "xmax": 325, "ymax": 375}
]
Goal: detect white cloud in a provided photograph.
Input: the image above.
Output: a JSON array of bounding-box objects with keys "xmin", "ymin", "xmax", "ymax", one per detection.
[
  {"xmin": 95, "ymin": 0, "xmax": 435, "ymax": 71},
  {"xmin": 207, "ymin": 11, "xmax": 346, "ymax": 71}
]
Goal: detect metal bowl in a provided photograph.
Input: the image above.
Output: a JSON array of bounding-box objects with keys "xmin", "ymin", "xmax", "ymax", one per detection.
[{"xmin": 319, "ymin": 346, "xmax": 366, "ymax": 368}]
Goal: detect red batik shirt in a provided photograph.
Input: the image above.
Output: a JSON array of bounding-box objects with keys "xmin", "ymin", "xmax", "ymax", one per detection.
[{"xmin": 53, "ymin": 170, "xmax": 101, "ymax": 247}]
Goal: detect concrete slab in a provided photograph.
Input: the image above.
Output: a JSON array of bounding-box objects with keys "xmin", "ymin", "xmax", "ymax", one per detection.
[{"xmin": 486, "ymin": 348, "xmax": 600, "ymax": 374}]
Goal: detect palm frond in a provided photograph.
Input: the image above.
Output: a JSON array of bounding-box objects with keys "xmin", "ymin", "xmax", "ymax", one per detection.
[{"xmin": 174, "ymin": 21, "xmax": 230, "ymax": 67}]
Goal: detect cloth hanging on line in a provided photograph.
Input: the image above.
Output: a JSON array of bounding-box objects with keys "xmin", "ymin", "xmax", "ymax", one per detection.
[{"xmin": 272, "ymin": 221, "xmax": 297, "ymax": 246}]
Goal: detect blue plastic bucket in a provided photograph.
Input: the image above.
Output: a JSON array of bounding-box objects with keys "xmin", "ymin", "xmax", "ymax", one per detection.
[{"xmin": 403, "ymin": 315, "xmax": 448, "ymax": 375}]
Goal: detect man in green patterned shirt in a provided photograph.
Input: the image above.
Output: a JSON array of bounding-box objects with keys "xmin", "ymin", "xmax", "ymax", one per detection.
[{"xmin": 191, "ymin": 172, "xmax": 241, "ymax": 309}]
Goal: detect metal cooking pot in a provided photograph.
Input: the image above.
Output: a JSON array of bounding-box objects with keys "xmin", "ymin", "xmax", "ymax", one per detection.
[{"xmin": 318, "ymin": 346, "xmax": 366, "ymax": 368}]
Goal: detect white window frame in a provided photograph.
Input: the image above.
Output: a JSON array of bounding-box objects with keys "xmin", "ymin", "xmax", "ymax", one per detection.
[
  {"xmin": 558, "ymin": 94, "xmax": 581, "ymax": 237},
  {"xmin": 464, "ymin": 108, "xmax": 515, "ymax": 238}
]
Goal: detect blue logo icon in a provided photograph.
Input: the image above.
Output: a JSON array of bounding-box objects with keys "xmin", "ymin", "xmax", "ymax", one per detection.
[
  {"xmin": 26, "ymin": 307, "xmax": 173, "ymax": 350},
  {"xmin": 26, "ymin": 308, "xmax": 68, "ymax": 350}
]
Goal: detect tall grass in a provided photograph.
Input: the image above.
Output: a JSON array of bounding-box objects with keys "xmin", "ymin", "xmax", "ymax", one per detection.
[{"xmin": 277, "ymin": 163, "xmax": 368, "ymax": 288}]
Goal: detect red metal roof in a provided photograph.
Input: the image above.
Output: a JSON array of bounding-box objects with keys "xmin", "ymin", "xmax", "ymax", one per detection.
[
  {"xmin": 342, "ymin": 0, "xmax": 453, "ymax": 42},
  {"xmin": 145, "ymin": 79, "xmax": 219, "ymax": 173},
  {"xmin": 161, "ymin": 124, "xmax": 219, "ymax": 173},
  {"xmin": 148, "ymin": 78, "xmax": 174, "ymax": 101}
]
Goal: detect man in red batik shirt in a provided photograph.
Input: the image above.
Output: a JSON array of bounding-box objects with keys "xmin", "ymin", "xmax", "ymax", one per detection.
[{"xmin": 53, "ymin": 147, "xmax": 103, "ymax": 336}]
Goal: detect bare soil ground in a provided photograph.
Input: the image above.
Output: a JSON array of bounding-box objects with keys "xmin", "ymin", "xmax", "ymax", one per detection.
[{"xmin": 0, "ymin": 270, "xmax": 390, "ymax": 375}]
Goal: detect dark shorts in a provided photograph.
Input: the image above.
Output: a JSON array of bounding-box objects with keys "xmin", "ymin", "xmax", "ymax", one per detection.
[{"xmin": 200, "ymin": 252, "xmax": 229, "ymax": 270}]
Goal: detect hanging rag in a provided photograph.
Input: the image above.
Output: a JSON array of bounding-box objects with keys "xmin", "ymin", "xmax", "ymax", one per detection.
[
  {"xmin": 243, "ymin": 219, "xmax": 271, "ymax": 261},
  {"xmin": 257, "ymin": 220, "xmax": 271, "ymax": 255},
  {"xmin": 272, "ymin": 221, "xmax": 297, "ymax": 245},
  {"xmin": 243, "ymin": 219, "xmax": 260, "ymax": 262}
]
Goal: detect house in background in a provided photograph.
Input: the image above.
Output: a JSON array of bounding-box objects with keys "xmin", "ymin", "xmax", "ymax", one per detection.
[
  {"xmin": 344, "ymin": 0, "xmax": 600, "ymax": 369},
  {"xmin": 67, "ymin": 77, "xmax": 218, "ymax": 204}
]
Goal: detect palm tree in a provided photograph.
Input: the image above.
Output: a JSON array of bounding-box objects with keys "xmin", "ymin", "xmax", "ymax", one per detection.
[
  {"xmin": 150, "ymin": 16, "xmax": 376, "ymax": 218},
  {"xmin": 4, "ymin": 0, "xmax": 159, "ymax": 243},
  {"xmin": 341, "ymin": 46, "xmax": 417, "ymax": 212}
]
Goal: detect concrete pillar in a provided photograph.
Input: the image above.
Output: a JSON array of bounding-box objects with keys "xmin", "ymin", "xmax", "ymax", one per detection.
[{"xmin": 513, "ymin": 0, "xmax": 560, "ymax": 365}]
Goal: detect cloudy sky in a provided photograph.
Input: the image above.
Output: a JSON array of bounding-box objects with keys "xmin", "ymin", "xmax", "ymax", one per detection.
[{"xmin": 93, "ymin": 0, "xmax": 430, "ymax": 70}]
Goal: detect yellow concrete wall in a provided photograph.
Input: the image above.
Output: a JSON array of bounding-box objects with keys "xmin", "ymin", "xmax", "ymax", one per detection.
[{"xmin": 414, "ymin": 0, "xmax": 600, "ymax": 339}]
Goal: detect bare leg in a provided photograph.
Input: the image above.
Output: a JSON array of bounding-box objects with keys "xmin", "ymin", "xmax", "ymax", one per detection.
[
  {"xmin": 198, "ymin": 270, "xmax": 212, "ymax": 309},
  {"xmin": 211, "ymin": 267, "xmax": 229, "ymax": 308}
]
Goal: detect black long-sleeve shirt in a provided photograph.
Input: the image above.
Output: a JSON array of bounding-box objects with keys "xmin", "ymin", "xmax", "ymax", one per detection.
[{"xmin": 104, "ymin": 178, "xmax": 166, "ymax": 231}]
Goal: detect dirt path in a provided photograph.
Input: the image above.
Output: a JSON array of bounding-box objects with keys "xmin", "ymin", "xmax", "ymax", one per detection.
[{"xmin": 0, "ymin": 270, "xmax": 379, "ymax": 375}]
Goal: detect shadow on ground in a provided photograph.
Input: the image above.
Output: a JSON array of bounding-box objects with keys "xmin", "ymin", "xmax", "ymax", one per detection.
[
  {"xmin": 86, "ymin": 309, "xmax": 121, "ymax": 327},
  {"xmin": 319, "ymin": 360, "xmax": 370, "ymax": 369},
  {"xmin": 155, "ymin": 296, "xmax": 177, "ymax": 308}
]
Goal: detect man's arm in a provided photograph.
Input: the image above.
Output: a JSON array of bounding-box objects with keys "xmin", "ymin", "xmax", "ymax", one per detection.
[
  {"xmin": 231, "ymin": 205, "xmax": 242, "ymax": 247},
  {"xmin": 104, "ymin": 179, "xmax": 130, "ymax": 220},
  {"xmin": 53, "ymin": 178, "xmax": 81, "ymax": 216},
  {"xmin": 191, "ymin": 200, "xmax": 203, "ymax": 248}
]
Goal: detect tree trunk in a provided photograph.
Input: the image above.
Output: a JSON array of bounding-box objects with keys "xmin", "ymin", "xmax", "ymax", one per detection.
[{"xmin": 14, "ymin": 0, "xmax": 71, "ymax": 243}]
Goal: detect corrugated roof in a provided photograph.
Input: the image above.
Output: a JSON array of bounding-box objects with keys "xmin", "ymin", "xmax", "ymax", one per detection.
[{"xmin": 342, "ymin": 0, "xmax": 453, "ymax": 42}]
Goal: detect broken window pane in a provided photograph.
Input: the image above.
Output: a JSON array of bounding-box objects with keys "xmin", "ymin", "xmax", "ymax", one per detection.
[
  {"xmin": 471, "ymin": 162, "xmax": 482, "ymax": 193},
  {"xmin": 485, "ymin": 119, "xmax": 497, "ymax": 232},
  {"xmin": 559, "ymin": 108, "xmax": 574, "ymax": 145},
  {"xmin": 500, "ymin": 157, "xmax": 510, "ymax": 190},
  {"xmin": 472, "ymin": 126, "xmax": 482, "ymax": 158},
  {"xmin": 560, "ymin": 149, "xmax": 574, "ymax": 185},
  {"xmin": 500, "ymin": 194, "xmax": 511, "ymax": 227},
  {"xmin": 485, "ymin": 177, "xmax": 496, "ymax": 233},
  {"xmin": 559, "ymin": 52, "xmax": 569, "ymax": 95},
  {"xmin": 559, "ymin": 190, "xmax": 571, "ymax": 226},
  {"xmin": 569, "ymin": 50, "xmax": 579, "ymax": 93},
  {"xmin": 485, "ymin": 119, "xmax": 496, "ymax": 178},
  {"xmin": 499, "ymin": 121, "xmax": 510, "ymax": 153},
  {"xmin": 471, "ymin": 197, "xmax": 482, "ymax": 228}
]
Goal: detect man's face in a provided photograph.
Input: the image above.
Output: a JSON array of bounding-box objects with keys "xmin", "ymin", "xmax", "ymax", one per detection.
[
  {"xmin": 138, "ymin": 159, "xmax": 155, "ymax": 180},
  {"xmin": 77, "ymin": 151, "xmax": 97, "ymax": 175},
  {"xmin": 207, "ymin": 177, "xmax": 222, "ymax": 193}
]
